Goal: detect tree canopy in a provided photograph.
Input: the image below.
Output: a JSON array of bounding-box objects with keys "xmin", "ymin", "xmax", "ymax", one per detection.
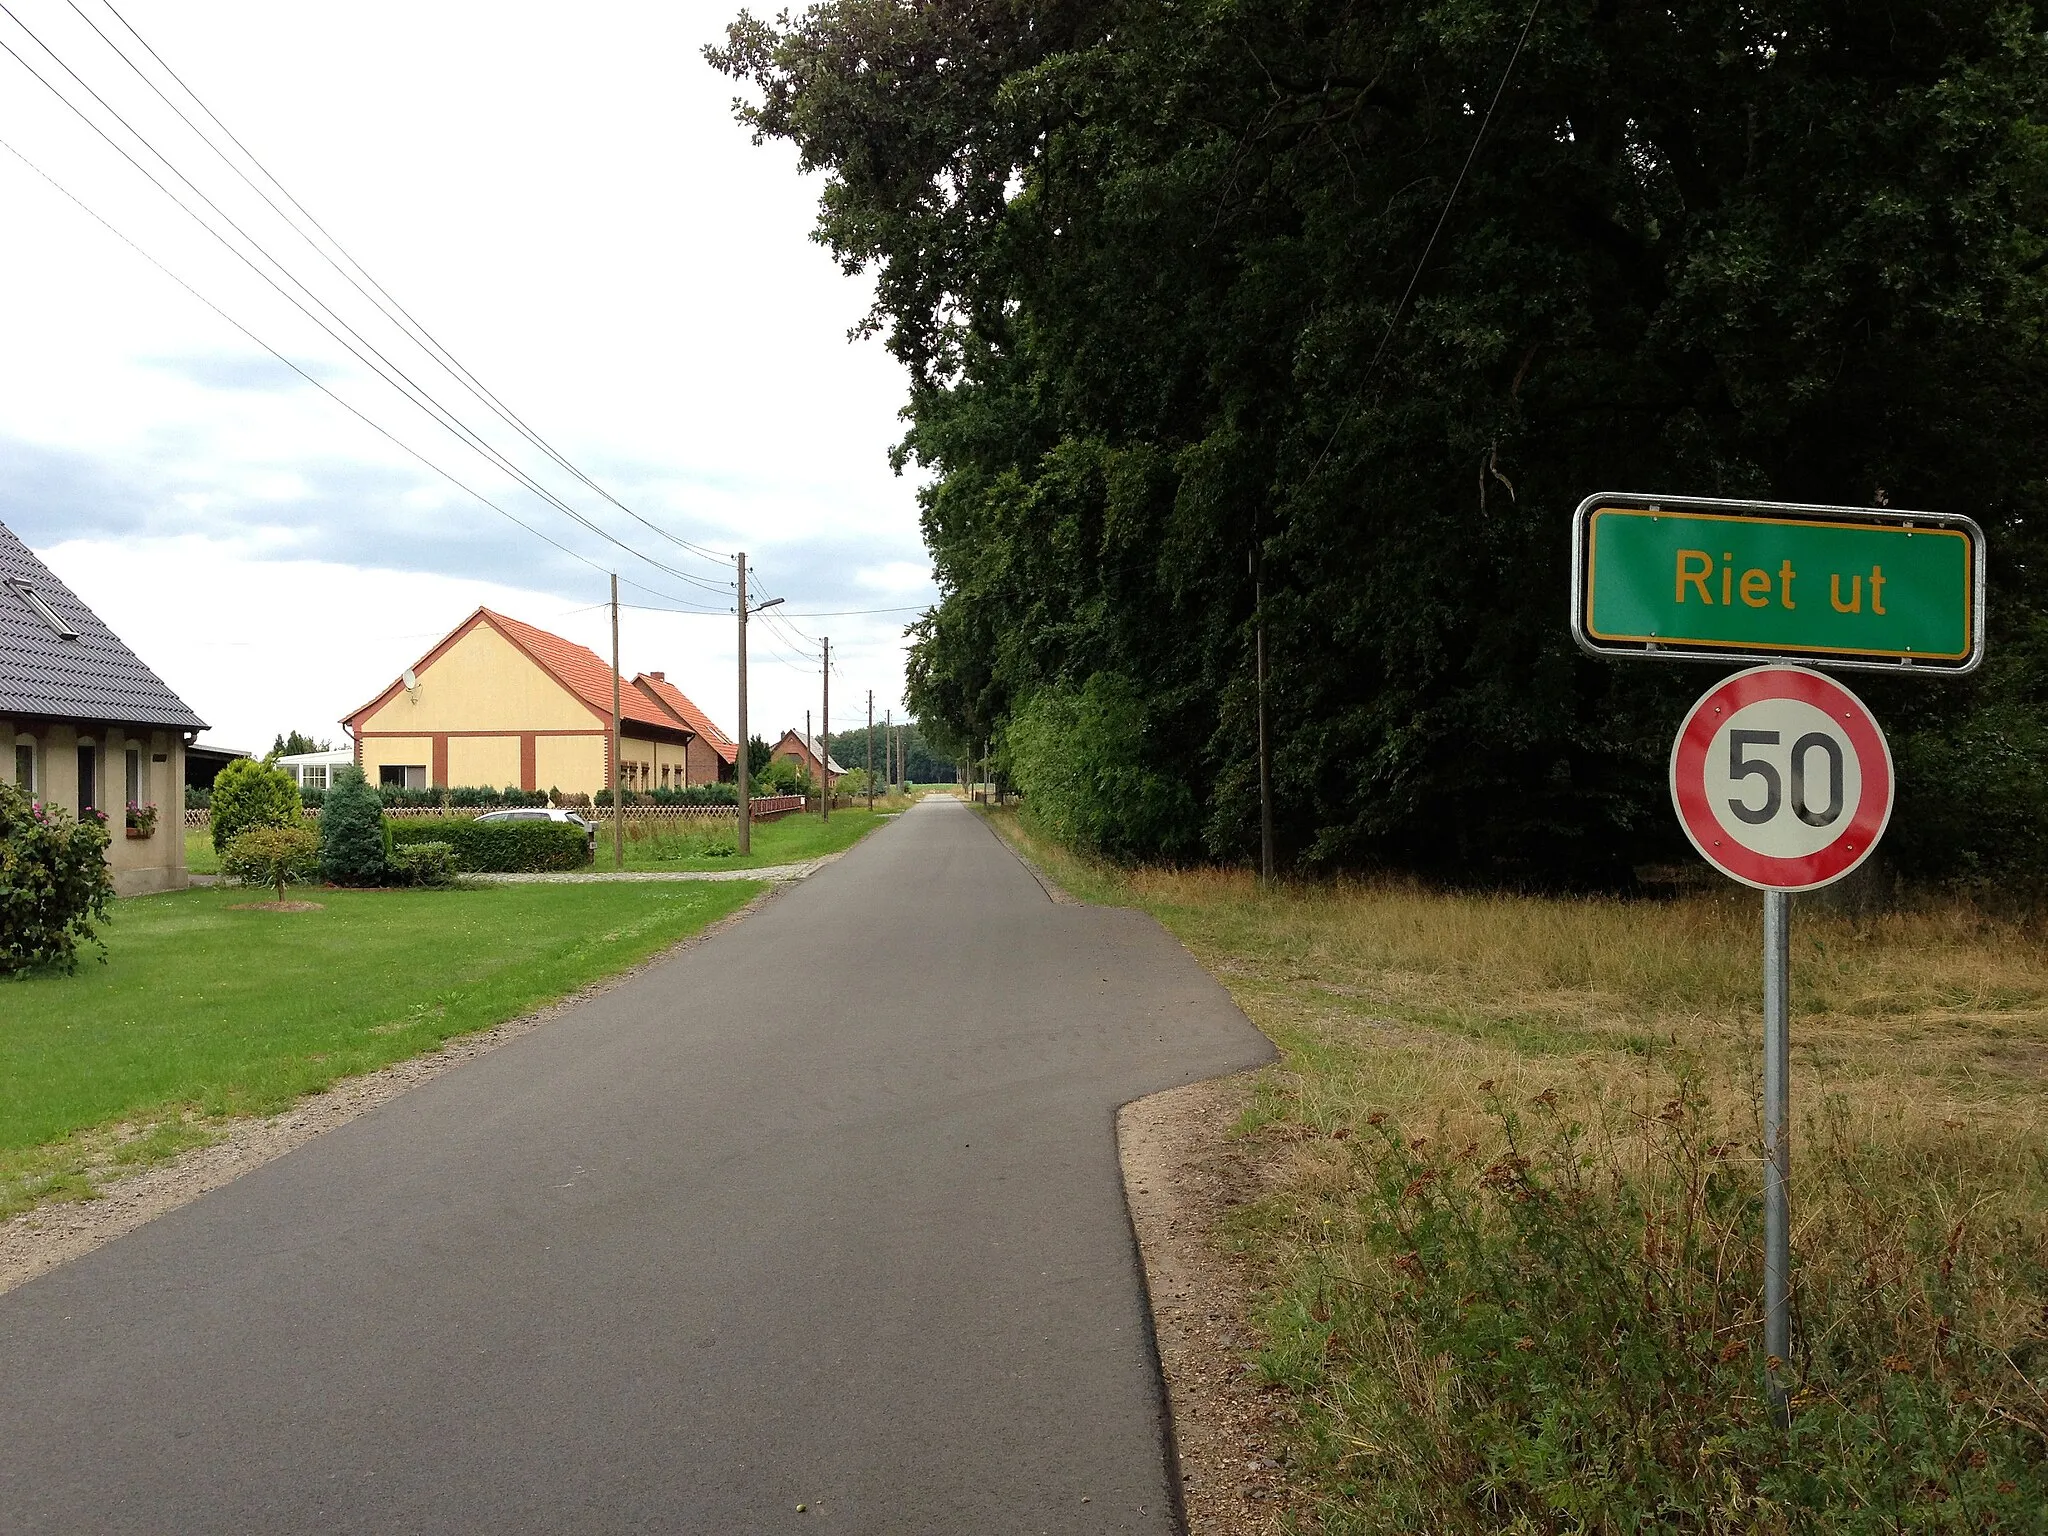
[{"xmin": 713, "ymin": 1, "xmax": 2048, "ymax": 883}]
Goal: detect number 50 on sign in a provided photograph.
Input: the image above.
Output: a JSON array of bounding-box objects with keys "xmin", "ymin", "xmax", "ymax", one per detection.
[{"xmin": 1671, "ymin": 665, "xmax": 1894, "ymax": 892}]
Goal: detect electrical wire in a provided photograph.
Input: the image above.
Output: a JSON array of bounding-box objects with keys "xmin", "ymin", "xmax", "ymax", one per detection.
[
  {"xmin": 1307, "ymin": 0, "xmax": 1543, "ymax": 479},
  {"xmin": 0, "ymin": 5, "xmax": 732, "ymax": 594},
  {"xmin": 70, "ymin": 0, "xmax": 734, "ymax": 567},
  {"xmin": 0, "ymin": 130, "xmax": 722, "ymax": 612}
]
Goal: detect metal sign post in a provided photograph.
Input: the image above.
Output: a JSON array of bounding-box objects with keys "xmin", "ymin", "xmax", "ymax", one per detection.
[
  {"xmin": 1762, "ymin": 887, "xmax": 1791, "ymax": 1409},
  {"xmin": 1572, "ymin": 491, "xmax": 1979, "ymax": 1424},
  {"xmin": 1670, "ymin": 662, "xmax": 1895, "ymax": 1420}
]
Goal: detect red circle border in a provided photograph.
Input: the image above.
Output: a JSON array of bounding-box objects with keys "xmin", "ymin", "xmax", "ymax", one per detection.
[{"xmin": 1668, "ymin": 666, "xmax": 1894, "ymax": 892}]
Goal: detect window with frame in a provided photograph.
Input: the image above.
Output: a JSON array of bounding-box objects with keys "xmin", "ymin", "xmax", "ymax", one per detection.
[
  {"xmin": 14, "ymin": 739, "xmax": 34, "ymax": 793},
  {"xmin": 77, "ymin": 741, "xmax": 96, "ymax": 815},
  {"xmin": 126, "ymin": 744, "xmax": 143, "ymax": 807}
]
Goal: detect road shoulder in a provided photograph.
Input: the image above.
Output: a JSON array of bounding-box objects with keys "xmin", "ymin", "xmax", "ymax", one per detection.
[{"xmin": 0, "ymin": 883, "xmax": 783, "ymax": 1298}]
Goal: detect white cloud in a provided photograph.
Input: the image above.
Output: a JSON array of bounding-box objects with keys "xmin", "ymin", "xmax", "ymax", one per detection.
[{"xmin": 0, "ymin": 0, "xmax": 935, "ymax": 746}]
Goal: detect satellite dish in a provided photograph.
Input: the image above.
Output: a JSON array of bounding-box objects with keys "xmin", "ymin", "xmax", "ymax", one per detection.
[{"xmin": 402, "ymin": 667, "xmax": 420, "ymax": 695}]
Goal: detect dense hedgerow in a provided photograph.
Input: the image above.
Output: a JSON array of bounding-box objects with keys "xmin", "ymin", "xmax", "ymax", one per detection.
[{"xmin": 387, "ymin": 818, "xmax": 589, "ymax": 873}]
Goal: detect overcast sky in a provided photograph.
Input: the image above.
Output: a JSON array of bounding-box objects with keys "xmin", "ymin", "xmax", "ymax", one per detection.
[{"xmin": 0, "ymin": 0, "xmax": 934, "ymax": 755}]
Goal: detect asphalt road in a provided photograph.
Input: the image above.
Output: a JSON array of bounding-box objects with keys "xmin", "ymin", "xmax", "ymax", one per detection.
[{"xmin": 0, "ymin": 797, "xmax": 1272, "ymax": 1533}]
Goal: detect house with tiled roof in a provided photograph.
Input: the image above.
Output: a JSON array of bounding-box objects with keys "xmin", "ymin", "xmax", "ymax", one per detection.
[
  {"xmin": 1, "ymin": 519, "xmax": 207, "ymax": 895},
  {"xmin": 343, "ymin": 608, "xmax": 733, "ymax": 799},
  {"xmin": 771, "ymin": 729, "xmax": 844, "ymax": 789},
  {"xmin": 633, "ymin": 670, "xmax": 737, "ymax": 785}
]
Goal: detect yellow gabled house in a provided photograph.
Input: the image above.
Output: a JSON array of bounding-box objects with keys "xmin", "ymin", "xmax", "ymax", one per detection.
[{"xmin": 344, "ymin": 608, "xmax": 735, "ymax": 798}]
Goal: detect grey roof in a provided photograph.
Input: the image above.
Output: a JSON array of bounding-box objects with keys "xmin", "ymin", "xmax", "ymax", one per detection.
[{"xmin": 0, "ymin": 520, "xmax": 207, "ymax": 730}]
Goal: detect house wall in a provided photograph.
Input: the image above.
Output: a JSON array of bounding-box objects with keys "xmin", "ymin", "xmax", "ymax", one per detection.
[
  {"xmin": 683, "ymin": 735, "xmax": 728, "ymax": 785},
  {"xmin": 3, "ymin": 715, "xmax": 186, "ymax": 897},
  {"xmin": 355, "ymin": 622, "xmax": 615, "ymax": 795},
  {"xmin": 534, "ymin": 734, "xmax": 607, "ymax": 797}
]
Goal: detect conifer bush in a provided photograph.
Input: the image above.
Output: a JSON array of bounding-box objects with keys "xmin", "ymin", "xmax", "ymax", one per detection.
[
  {"xmin": 318, "ymin": 766, "xmax": 386, "ymax": 886},
  {"xmin": 209, "ymin": 757, "xmax": 301, "ymax": 853}
]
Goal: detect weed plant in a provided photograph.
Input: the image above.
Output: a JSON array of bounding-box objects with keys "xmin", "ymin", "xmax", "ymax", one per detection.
[
  {"xmin": 622, "ymin": 819, "xmax": 738, "ymax": 861},
  {"xmin": 1244, "ymin": 1078, "xmax": 2046, "ymax": 1531}
]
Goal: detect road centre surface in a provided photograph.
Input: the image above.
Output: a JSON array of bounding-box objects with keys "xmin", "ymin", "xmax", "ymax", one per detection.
[{"xmin": 0, "ymin": 796, "xmax": 1272, "ymax": 1533}]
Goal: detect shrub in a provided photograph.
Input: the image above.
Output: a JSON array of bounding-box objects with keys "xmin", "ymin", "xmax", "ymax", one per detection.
[
  {"xmin": 222, "ymin": 823, "xmax": 320, "ymax": 903},
  {"xmin": 210, "ymin": 757, "xmax": 301, "ymax": 853},
  {"xmin": 184, "ymin": 784, "xmax": 211, "ymax": 811},
  {"xmin": 1006, "ymin": 673, "xmax": 1196, "ymax": 860},
  {"xmin": 1260, "ymin": 1087, "xmax": 2048, "ymax": 1530},
  {"xmin": 319, "ymin": 766, "xmax": 387, "ymax": 886},
  {"xmin": 757, "ymin": 758, "xmax": 809, "ymax": 797},
  {"xmin": 0, "ymin": 780, "xmax": 114, "ymax": 975},
  {"xmin": 387, "ymin": 841, "xmax": 457, "ymax": 887},
  {"xmin": 387, "ymin": 818, "xmax": 589, "ymax": 873}
]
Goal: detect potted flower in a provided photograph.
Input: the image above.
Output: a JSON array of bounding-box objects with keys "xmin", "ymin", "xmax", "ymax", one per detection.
[{"xmin": 125, "ymin": 801, "xmax": 158, "ymax": 839}]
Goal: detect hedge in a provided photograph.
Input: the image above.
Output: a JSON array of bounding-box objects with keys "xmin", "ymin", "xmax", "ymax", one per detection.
[{"xmin": 387, "ymin": 818, "xmax": 590, "ymax": 873}]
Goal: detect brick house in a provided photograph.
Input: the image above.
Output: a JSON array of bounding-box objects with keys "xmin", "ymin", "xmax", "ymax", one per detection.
[
  {"xmin": 344, "ymin": 608, "xmax": 733, "ymax": 798},
  {"xmin": 771, "ymin": 729, "xmax": 844, "ymax": 788},
  {"xmin": 1, "ymin": 519, "xmax": 205, "ymax": 895}
]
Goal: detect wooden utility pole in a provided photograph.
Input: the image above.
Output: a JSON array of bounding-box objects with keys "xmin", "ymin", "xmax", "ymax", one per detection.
[
  {"xmin": 736, "ymin": 551, "xmax": 750, "ymax": 855},
  {"xmin": 866, "ymin": 690, "xmax": 874, "ymax": 810},
  {"xmin": 805, "ymin": 708, "xmax": 813, "ymax": 809},
  {"xmin": 820, "ymin": 636, "xmax": 830, "ymax": 821},
  {"xmin": 610, "ymin": 573, "xmax": 623, "ymax": 870},
  {"xmin": 1254, "ymin": 549, "xmax": 1274, "ymax": 882}
]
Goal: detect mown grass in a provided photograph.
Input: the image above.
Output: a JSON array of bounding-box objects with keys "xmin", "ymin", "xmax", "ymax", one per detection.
[
  {"xmin": 610, "ymin": 802, "xmax": 905, "ymax": 871},
  {"xmin": 988, "ymin": 811, "xmax": 2048, "ymax": 1531},
  {"xmin": 0, "ymin": 879, "xmax": 760, "ymax": 1219}
]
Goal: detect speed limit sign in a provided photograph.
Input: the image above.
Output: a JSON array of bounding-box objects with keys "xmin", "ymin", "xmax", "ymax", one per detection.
[{"xmin": 1670, "ymin": 664, "xmax": 1894, "ymax": 892}]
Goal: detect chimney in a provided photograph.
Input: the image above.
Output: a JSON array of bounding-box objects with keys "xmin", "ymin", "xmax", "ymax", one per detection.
[{"xmin": 646, "ymin": 671, "xmax": 665, "ymax": 681}]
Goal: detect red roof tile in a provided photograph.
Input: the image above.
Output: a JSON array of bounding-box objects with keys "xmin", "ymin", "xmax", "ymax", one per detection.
[
  {"xmin": 634, "ymin": 671, "xmax": 737, "ymax": 764},
  {"xmin": 481, "ymin": 610, "xmax": 682, "ymax": 734}
]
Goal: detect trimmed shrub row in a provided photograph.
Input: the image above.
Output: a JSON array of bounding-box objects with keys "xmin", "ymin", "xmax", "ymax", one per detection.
[{"xmin": 387, "ymin": 818, "xmax": 590, "ymax": 873}]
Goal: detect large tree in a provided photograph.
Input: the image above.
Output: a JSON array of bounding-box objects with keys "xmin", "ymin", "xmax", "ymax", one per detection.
[{"xmin": 713, "ymin": 1, "xmax": 2048, "ymax": 882}]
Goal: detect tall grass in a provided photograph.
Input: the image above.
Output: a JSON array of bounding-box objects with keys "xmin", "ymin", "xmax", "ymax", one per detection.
[{"xmin": 989, "ymin": 816, "xmax": 2048, "ymax": 1529}]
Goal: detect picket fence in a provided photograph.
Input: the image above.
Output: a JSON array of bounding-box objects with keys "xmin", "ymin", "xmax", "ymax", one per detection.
[{"xmin": 183, "ymin": 795, "xmax": 807, "ymax": 832}]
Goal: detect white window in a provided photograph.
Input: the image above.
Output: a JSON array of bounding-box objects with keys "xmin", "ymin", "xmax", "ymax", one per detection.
[
  {"xmin": 13, "ymin": 737, "xmax": 34, "ymax": 793},
  {"xmin": 125, "ymin": 744, "xmax": 143, "ymax": 807}
]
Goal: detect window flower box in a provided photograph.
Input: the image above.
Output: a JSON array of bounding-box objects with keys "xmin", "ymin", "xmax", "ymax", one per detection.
[{"xmin": 125, "ymin": 802, "xmax": 158, "ymax": 840}]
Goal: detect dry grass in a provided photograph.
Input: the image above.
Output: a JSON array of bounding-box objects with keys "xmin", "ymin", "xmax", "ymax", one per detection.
[{"xmin": 988, "ymin": 812, "xmax": 2048, "ymax": 1527}]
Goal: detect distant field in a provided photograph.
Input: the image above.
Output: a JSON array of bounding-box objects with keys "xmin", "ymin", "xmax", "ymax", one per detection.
[
  {"xmin": 988, "ymin": 810, "xmax": 2048, "ymax": 1529},
  {"xmin": 2, "ymin": 880, "xmax": 760, "ymax": 1220}
]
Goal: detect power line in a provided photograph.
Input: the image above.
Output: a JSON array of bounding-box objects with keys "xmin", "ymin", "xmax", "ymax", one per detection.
[
  {"xmin": 1308, "ymin": 0, "xmax": 1543, "ymax": 478},
  {"xmin": 0, "ymin": 130, "xmax": 720, "ymax": 611},
  {"xmin": 0, "ymin": 4, "xmax": 730, "ymax": 594},
  {"xmin": 71, "ymin": 0, "xmax": 734, "ymax": 567}
]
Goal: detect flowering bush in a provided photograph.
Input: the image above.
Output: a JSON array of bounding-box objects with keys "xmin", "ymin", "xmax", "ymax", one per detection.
[{"xmin": 0, "ymin": 779, "xmax": 114, "ymax": 975}]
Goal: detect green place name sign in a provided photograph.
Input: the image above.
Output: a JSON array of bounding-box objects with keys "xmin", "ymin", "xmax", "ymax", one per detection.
[{"xmin": 1571, "ymin": 494, "xmax": 1985, "ymax": 674}]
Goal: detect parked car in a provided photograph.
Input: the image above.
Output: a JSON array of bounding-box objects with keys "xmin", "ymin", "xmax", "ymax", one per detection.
[{"xmin": 473, "ymin": 806, "xmax": 596, "ymax": 854}]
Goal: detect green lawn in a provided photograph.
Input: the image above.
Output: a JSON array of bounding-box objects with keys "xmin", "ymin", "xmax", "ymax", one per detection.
[
  {"xmin": 1, "ymin": 879, "xmax": 761, "ymax": 1217},
  {"xmin": 183, "ymin": 825, "xmax": 218, "ymax": 874},
  {"xmin": 609, "ymin": 805, "xmax": 897, "ymax": 872}
]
